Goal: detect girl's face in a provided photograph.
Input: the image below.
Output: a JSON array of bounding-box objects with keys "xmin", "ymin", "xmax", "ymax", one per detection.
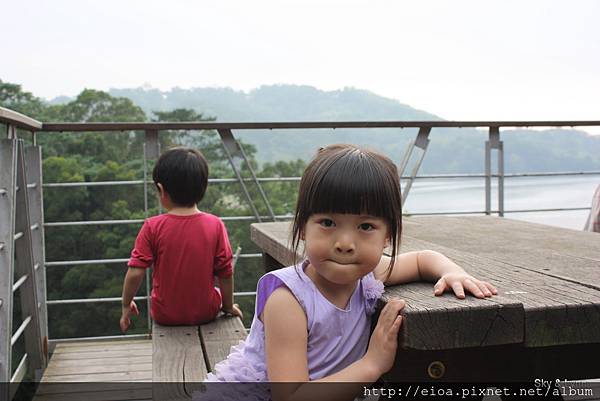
[{"xmin": 303, "ymin": 213, "xmax": 390, "ymax": 285}]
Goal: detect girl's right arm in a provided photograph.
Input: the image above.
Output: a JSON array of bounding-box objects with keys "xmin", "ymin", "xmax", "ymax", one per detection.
[{"xmin": 263, "ymin": 288, "xmax": 405, "ymax": 401}]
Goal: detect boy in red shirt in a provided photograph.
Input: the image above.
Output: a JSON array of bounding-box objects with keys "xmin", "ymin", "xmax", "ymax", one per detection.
[{"xmin": 120, "ymin": 147, "xmax": 242, "ymax": 332}]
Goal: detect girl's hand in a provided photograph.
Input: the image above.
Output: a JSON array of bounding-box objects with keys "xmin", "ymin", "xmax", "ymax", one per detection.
[
  {"xmin": 222, "ymin": 303, "xmax": 244, "ymax": 319},
  {"xmin": 119, "ymin": 300, "xmax": 139, "ymax": 333},
  {"xmin": 434, "ymin": 273, "xmax": 498, "ymax": 299},
  {"xmin": 364, "ymin": 298, "xmax": 405, "ymax": 376}
]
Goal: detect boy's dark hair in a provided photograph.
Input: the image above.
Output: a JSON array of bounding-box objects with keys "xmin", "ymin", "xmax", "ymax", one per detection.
[
  {"xmin": 152, "ymin": 147, "xmax": 209, "ymax": 207},
  {"xmin": 291, "ymin": 144, "xmax": 403, "ymax": 277}
]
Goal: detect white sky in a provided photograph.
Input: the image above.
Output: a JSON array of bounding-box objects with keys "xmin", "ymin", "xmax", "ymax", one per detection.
[{"xmin": 2, "ymin": 0, "xmax": 599, "ymax": 124}]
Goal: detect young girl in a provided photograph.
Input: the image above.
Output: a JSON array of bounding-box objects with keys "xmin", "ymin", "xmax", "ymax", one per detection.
[{"xmin": 199, "ymin": 144, "xmax": 497, "ymax": 401}]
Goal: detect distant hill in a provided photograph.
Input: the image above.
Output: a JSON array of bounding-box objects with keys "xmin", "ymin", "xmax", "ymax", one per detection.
[{"xmin": 102, "ymin": 85, "xmax": 600, "ymax": 173}]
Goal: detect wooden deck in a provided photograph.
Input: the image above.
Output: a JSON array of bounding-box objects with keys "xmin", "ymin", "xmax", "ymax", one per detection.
[
  {"xmin": 32, "ymin": 316, "xmax": 247, "ymax": 401},
  {"xmin": 35, "ymin": 339, "xmax": 152, "ymax": 401}
]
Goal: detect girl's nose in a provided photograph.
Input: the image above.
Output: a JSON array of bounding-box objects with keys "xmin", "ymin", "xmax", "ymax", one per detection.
[{"xmin": 335, "ymin": 237, "xmax": 355, "ymax": 254}]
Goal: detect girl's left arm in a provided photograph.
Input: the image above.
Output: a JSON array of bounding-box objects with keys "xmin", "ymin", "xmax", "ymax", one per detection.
[{"xmin": 374, "ymin": 250, "xmax": 497, "ymax": 299}]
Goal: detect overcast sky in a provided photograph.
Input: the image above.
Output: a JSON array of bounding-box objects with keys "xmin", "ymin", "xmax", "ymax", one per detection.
[{"xmin": 2, "ymin": 0, "xmax": 599, "ymax": 124}]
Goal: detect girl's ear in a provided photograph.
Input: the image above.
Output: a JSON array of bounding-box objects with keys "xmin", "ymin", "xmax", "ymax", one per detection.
[{"xmin": 384, "ymin": 235, "xmax": 391, "ymax": 248}]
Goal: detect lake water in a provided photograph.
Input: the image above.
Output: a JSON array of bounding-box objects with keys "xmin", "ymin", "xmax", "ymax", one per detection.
[{"xmin": 402, "ymin": 175, "xmax": 600, "ymax": 231}]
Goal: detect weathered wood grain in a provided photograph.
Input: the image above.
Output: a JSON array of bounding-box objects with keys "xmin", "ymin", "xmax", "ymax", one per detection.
[
  {"xmin": 199, "ymin": 315, "xmax": 247, "ymax": 371},
  {"xmin": 43, "ymin": 340, "xmax": 152, "ymax": 382},
  {"xmin": 54, "ymin": 338, "xmax": 151, "ymax": 348},
  {"xmin": 35, "ymin": 382, "xmax": 152, "ymax": 395},
  {"xmin": 33, "ymin": 388, "xmax": 152, "ymax": 401},
  {"xmin": 46, "ymin": 355, "xmax": 151, "ymax": 368},
  {"xmin": 397, "ymin": 236, "xmax": 600, "ymax": 347},
  {"xmin": 41, "ymin": 370, "xmax": 152, "ymax": 382},
  {"xmin": 43, "ymin": 361, "xmax": 153, "ymax": 376},
  {"xmin": 53, "ymin": 341, "xmax": 151, "ymax": 354},
  {"xmin": 403, "ymin": 216, "xmax": 600, "ymax": 288},
  {"xmin": 49, "ymin": 347, "xmax": 151, "ymax": 361},
  {"xmin": 152, "ymin": 323, "xmax": 207, "ymax": 400},
  {"xmin": 251, "ymin": 222, "xmax": 300, "ymax": 266}
]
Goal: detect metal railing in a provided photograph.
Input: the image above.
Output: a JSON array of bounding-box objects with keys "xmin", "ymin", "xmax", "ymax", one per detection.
[
  {"xmin": 0, "ymin": 109, "xmax": 46, "ymax": 400},
  {"xmin": 2, "ymin": 106, "xmax": 600, "ymax": 392}
]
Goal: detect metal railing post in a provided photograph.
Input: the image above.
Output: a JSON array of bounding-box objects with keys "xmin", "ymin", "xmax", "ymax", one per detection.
[
  {"xmin": 400, "ymin": 127, "xmax": 431, "ymax": 206},
  {"xmin": 13, "ymin": 139, "xmax": 45, "ymax": 378},
  {"xmin": 143, "ymin": 130, "xmax": 159, "ymax": 333},
  {"xmin": 217, "ymin": 129, "xmax": 263, "ymax": 222},
  {"xmin": 237, "ymin": 141, "xmax": 276, "ymax": 220},
  {"xmin": 0, "ymin": 138, "xmax": 17, "ymax": 397},
  {"xmin": 485, "ymin": 127, "xmax": 504, "ymax": 216},
  {"xmin": 24, "ymin": 143, "xmax": 48, "ymax": 373}
]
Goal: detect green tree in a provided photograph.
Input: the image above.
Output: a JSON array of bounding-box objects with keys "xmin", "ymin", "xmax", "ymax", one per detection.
[{"xmin": 0, "ymin": 79, "xmax": 47, "ymax": 119}]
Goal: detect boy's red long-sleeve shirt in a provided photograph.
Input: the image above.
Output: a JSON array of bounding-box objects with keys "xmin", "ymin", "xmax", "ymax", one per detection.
[{"xmin": 128, "ymin": 212, "xmax": 233, "ymax": 325}]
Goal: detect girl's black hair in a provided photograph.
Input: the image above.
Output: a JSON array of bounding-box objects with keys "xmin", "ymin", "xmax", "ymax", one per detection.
[
  {"xmin": 291, "ymin": 144, "xmax": 403, "ymax": 278},
  {"xmin": 152, "ymin": 147, "xmax": 209, "ymax": 207}
]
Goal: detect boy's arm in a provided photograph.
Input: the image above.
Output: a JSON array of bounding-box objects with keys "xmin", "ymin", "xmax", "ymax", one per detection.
[
  {"xmin": 218, "ymin": 275, "xmax": 243, "ymax": 318},
  {"xmin": 122, "ymin": 267, "xmax": 145, "ymax": 306},
  {"xmin": 374, "ymin": 250, "xmax": 497, "ymax": 298},
  {"xmin": 120, "ymin": 267, "xmax": 145, "ymax": 333}
]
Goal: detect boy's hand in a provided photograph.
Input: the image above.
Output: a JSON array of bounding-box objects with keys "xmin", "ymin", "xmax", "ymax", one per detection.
[
  {"xmin": 120, "ymin": 300, "xmax": 140, "ymax": 333},
  {"xmin": 434, "ymin": 273, "xmax": 498, "ymax": 299},
  {"xmin": 222, "ymin": 303, "xmax": 244, "ymax": 320}
]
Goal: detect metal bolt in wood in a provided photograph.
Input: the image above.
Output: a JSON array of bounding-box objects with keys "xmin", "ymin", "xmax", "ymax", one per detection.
[{"xmin": 427, "ymin": 361, "xmax": 446, "ymax": 379}]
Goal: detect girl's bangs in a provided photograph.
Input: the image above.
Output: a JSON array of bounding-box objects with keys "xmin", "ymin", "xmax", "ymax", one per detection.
[{"xmin": 306, "ymin": 154, "xmax": 395, "ymax": 220}]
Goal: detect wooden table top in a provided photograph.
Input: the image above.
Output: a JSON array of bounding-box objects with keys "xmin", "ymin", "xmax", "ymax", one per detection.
[{"xmin": 250, "ymin": 216, "xmax": 600, "ymax": 351}]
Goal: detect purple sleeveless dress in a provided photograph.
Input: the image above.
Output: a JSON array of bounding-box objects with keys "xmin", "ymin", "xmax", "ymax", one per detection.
[{"xmin": 203, "ymin": 260, "xmax": 384, "ymax": 385}]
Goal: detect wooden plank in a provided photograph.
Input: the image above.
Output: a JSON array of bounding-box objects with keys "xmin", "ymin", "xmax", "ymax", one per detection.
[
  {"xmin": 55, "ymin": 339, "xmax": 150, "ymax": 349},
  {"xmin": 46, "ymin": 355, "xmax": 151, "ymax": 368},
  {"xmin": 251, "ymin": 222, "xmax": 299, "ymax": 267},
  {"xmin": 33, "ymin": 387, "xmax": 152, "ymax": 401},
  {"xmin": 386, "ymin": 343, "xmax": 600, "ymax": 382},
  {"xmin": 394, "ymin": 236, "xmax": 600, "ymax": 348},
  {"xmin": 44, "ymin": 361, "xmax": 153, "ymax": 376},
  {"xmin": 50, "ymin": 347, "xmax": 151, "ymax": 361},
  {"xmin": 403, "ymin": 216, "xmax": 600, "ymax": 288},
  {"xmin": 37, "ymin": 337, "xmax": 154, "ymax": 401},
  {"xmin": 152, "ymin": 323, "xmax": 207, "ymax": 401},
  {"xmin": 53, "ymin": 341, "xmax": 151, "ymax": 353},
  {"xmin": 385, "ymin": 237, "xmax": 524, "ymax": 349},
  {"xmin": 36, "ymin": 382, "xmax": 151, "ymax": 395},
  {"xmin": 199, "ymin": 316, "xmax": 247, "ymax": 371},
  {"xmin": 41, "ymin": 370, "xmax": 152, "ymax": 382}
]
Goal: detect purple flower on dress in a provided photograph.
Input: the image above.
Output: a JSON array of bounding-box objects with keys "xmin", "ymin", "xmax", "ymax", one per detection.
[{"xmin": 363, "ymin": 275, "xmax": 385, "ymax": 315}]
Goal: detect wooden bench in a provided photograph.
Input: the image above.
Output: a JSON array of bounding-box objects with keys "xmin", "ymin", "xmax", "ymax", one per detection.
[{"xmin": 152, "ymin": 315, "xmax": 246, "ymax": 400}]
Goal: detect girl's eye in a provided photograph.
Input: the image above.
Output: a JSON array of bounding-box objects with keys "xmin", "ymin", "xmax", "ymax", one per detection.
[
  {"xmin": 359, "ymin": 223, "xmax": 374, "ymax": 231},
  {"xmin": 319, "ymin": 219, "xmax": 335, "ymax": 228}
]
